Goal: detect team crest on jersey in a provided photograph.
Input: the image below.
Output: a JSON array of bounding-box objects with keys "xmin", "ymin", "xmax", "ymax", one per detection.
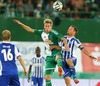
[{"xmin": 44, "ymin": 36, "xmax": 46, "ymax": 38}]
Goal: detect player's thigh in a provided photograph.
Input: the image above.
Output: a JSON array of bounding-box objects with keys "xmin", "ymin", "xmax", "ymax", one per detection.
[
  {"xmin": 0, "ymin": 75, "xmax": 9, "ymax": 86},
  {"xmin": 10, "ymin": 74, "xmax": 20, "ymax": 86},
  {"xmin": 45, "ymin": 62, "xmax": 56, "ymax": 75},
  {"xmin": 45, "ymin": 56, "xmax": 56, "ymax": 80},
  {"xmin": 66, "ymin": 58, "xmax": 74, "ymax": 67},
  {"xmin": 45, "ymin": 56, "xmax": 56, "ymax": 74},
  {"xmin": 64, "ymin": 76, "xmax": 71, "ymax": 86},
  {"xmin": 62, "ymin": 65, "xmax": 71, "ymax": 85},
  {"xmin": 38, "ymin": 77, "xmax": 43, "ymax": 86},
  {"xmin": 66, "ymin": 57, "xmax": 77, "ymax": 67},
  {"xmin": 45, "ymin": 62, "xmax": 55, "ymax": 80},
  {"xmin": 63, "ymin": 66, "xmax": 71, "ymax": 78},
  {"xmin": 45, "ymin": 68, "xmax": 55, "ymax": 76},
  {"xmin": 31, "ymin": 76, "xmax": 37, "ymax": 86}
]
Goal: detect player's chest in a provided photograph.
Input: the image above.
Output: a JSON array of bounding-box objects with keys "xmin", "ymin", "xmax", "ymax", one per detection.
[
  {"xmin": 48, "ymin": 33, "xmax": 57, "ymax": 41},
  {"xmin": 67, "ymin": 39, "xmax": 75, "ymax": 48},
  {"xmin": 41, "ymin": 32, "xmax": 49, "ymax": 41}
]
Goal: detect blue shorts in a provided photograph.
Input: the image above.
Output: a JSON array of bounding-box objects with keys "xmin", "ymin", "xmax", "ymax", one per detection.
[
  {"xmin": 0, "ymin": 74, "xmax": 20, "ymax": 86},
  {"xmin": 62, "ymin": 57, "xmax": 77, "ymax": 78},
  {"xmin": 31, "ymin": 76, "xmax": 43, "ymax": 86}
]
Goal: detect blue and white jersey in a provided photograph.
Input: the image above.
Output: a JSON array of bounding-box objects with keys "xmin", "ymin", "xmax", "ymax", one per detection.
[
  {"xmin": 30, "ymin": 55, "xmax": 45, "ymax": 78},
  {"xmin": 0, "ymin": 42, "xmax": 21, "ymax": 76},
  {"xmin": 60, "ymin": 36, "xmax": 82, "ymax": 60}
]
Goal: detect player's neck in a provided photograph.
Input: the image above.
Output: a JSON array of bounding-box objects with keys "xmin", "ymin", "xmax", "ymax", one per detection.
[
  {"xmin": 36, "ymin": 54, "xmax": 40, "ymax": 57},
  {"xmin": 68, "ymin": 35, "xmax": 74, "ymax": 38},
  {"xmin": 3, "ymin": 39, "xmax": 10, "ymax": 42}
]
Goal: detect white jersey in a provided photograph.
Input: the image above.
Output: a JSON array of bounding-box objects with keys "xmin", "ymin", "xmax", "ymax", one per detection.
[
  {"xmin": 30, "ymin": 55, "xmax": 45, "ymax": 78},
  {"xmin": 41, "ymin": 32, "xmax": 51, "ymax": 56},
  {"xmin": 60, "ymin": 36, "xmax": 82, "ymax": 60}
]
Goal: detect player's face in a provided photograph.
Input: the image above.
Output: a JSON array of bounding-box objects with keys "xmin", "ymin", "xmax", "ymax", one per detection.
[
  {"xmin": 36, "ymin": 49, "xmax": 40, "ymax": 55},
  {"xmin": 67, "ymin": 26, "xmax": 75, "ymax": 36},
  {"xmin": 44, "ymin": 23, "xmax": 52, "ymax": 33}
]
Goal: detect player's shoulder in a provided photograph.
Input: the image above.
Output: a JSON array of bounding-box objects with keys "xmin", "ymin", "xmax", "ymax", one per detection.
[
  {"xmin": 41, "ymin": 56, "xmax": 45, "ymax": 59},
  {"xmin": 64, "ymin": 35, "xmax": 67, "ymax": 38},
  {"xmin": 51, "ymin": 29, "xmax": 59, "ymax": 35},
  {"xmin": 38, "ymin": 29, "xmax": 43, "ymax": 32},
  {"xmin": 34, "ymin": 29, "xmax": 43, "ymax": 34},
  {"xmin": 0, "ymin": 42, "xmax": 15, "ymax": 46},
  {"xmin": 9, "ymin": 42, "xmax": 15, "ymax": 46},
  {"xmin": 73, "ymin": 37, "xmax": 81, "ymax": 44},
  {"xmin": 74, "ymin": 37, "xmax": 80, "ymax": 41},
  {"xmin": 34, "ymin": 29, "xmax": 43, "ymax": 31},
  {"xmin": 8, "ymin": 42, "xmax": 17, "ymax": 48},
  {"xmin": 71, "ymin": 36, "xmax": 78, "ymax": 40}
]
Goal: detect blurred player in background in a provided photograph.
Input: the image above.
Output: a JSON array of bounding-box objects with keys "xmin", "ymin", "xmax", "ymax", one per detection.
[
  {"xmin": 0, "ymin": 30, "xmax": 27, "ymax": 86},
  {"xmin": 60, "ymin": 25, "xmax": 97, "ymax": 86},
  {"xmin": 28, "ymin": 47, "xmax": 45, "ymax": 86},
  {"xmin": 13, "ymin": 18, "xmax": 69, "ymax": 86}
]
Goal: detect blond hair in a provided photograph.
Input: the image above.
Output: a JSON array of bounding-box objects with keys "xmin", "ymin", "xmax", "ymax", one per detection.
[
  {"xmin": 43, "ymin": 19, "xmax": 53, "ymax": 25},
  {"xmin": 2, "ymin": 30, "xmax": 11, "ymax": 40}
]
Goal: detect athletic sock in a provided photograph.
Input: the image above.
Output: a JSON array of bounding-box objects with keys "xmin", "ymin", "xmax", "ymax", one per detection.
[
  {"xmin": 70, "ymin": 66, "xmax": 76, "ymax": 79},
  {"xmin": 56, "ymin": 57, "xmax": 62, "ymax": 67},
  {"xmin": 46, "ymin": 80, "xmax": 52, "ymax": 86},
  {"xmin": 56, "ymin": 58, "xmax": 63, "ymax": 76}
]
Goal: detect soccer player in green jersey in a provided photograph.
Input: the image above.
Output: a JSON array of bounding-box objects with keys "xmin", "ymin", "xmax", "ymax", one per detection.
[{"xmin": 13, "ymin": 19, "xmax": 69, "ymax": 86}]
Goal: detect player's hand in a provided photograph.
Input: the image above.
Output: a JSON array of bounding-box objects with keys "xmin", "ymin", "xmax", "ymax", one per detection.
[
  {"xmin": 45, "ymin": 39, "xmax": 53, "ymax": 44},
  {"xmin": 27, "ymin": 77, "xmax": 30, "ymax": 82},
  {"xmin": 65, "ymin": 45, "xmax": 69, "ymax": 51},
  {"xmin": 55, "ymin": 46, "xmax": 61, "ymax": 50},
  {"xmin": 13, "ymin": 19, "xmax": 22, "ymax": 25},
  {"xmin": 89, "ymin": 55, "xmax": 97, "ymax": 61},
  {"xmin": 24, "ymin": 71, "xmax": 27, "ymax": 76}
]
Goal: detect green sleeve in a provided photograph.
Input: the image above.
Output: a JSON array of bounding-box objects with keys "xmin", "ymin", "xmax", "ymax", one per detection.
[
  {"xmin": 34, "ymin": 29, "xmax": 43, "ymax": 36},
  {"xmin": 51, "ymin": 29, "xmax": 63, "ymax": 39}
]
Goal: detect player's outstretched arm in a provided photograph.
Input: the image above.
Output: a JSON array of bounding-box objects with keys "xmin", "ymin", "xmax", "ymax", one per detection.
[
  {"xmin": 61, "ymin": 37, "xmax": 69, "ymax": 51},
  {"xmin": 82, "ymin": 48, "xmax": 97, "ymax": 61},
  {"xmin": 18, "ymin": 56, "xmax": 27, "ymax": 75},
  {"xmin": 27, "ymin": 65, "xmax": 32, "ymax": 82},
  {"xmin": 13, "ymin": 19, "xmax": 34, "ymax": 33}
]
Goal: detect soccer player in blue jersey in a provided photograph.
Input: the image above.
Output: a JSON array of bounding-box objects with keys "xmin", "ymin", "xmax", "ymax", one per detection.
[
  {"xmin": 60, "ymin": 25, "xmax": 97, "ymax": 86},
  {"xmin": 0, "ymin": 30, "xmax": 27, "ymax": 86},
  {"xmin": 28, "ymin": 47, "xmax": 45, "ymax": 86},
  {"xmin": 13, "ymin": 19, "xmax": 69, "ymax": 86}
]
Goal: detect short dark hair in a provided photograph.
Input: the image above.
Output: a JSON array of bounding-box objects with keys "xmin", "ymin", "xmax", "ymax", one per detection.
[
  {"xmin": 36, "ymin": 47, "xmax": 40, "ymax": 51},
  {"xmin": 71, "ymin": 25, "xmax": 78, "ymax": 34}
]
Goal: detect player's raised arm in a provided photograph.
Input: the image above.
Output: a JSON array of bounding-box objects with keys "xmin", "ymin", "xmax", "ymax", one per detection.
[
  {"xmin": 61, "ymin": 37, "xmax": 69, "ymax": 51},
  {"xmin": 81, "ymin": 47, "xmax": 97, "ymax": 61},
  {"xmin": 13, "ymin": 19, "xmax": 34, "ymax": 33}
]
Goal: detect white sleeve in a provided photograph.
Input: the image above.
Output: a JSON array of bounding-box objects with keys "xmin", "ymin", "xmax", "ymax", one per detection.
[
  {"xmin": 15, "ymin": 46, "xmax": 21, "ymax": 59},
  {"xmin": 58, "ymin": 41, "xmax": 62, "ymax": 47},
  {"xmin": 75, "ymin": 39, "xmax": 82, "ymax": 48}
]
